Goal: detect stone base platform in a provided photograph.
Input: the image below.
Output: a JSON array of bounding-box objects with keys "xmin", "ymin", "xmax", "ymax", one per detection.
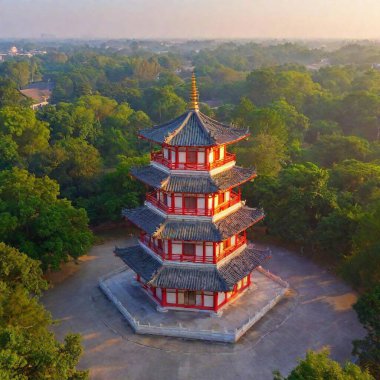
[{"xmin": 99, "ymin": 267, "xmax": 289, "ymax": 343}]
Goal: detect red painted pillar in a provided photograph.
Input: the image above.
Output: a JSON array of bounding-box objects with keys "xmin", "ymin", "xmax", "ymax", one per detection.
[
  {"xmin": 213, "ymin": 292, "xmax": 218, "ymax": 312},
  {"xmin": 171, "ymin": 192, "xmax": 175, "ymax": 212},
  {"xmin": 175, "ymin": 147, "xmax": 179, "ymax": 169},
  {"xmin": 168, "ymin": 240, "xmax": 172, "ymax": 260}
]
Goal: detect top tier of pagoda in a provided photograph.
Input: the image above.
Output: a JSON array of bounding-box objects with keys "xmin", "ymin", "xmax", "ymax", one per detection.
[
  {"xmin": 138, "ymin": 72, "xmax": 249, "ymax": 172},
  {"xmin": 131, "ymin": 72, "xmax": 259, "ymax": 221}
]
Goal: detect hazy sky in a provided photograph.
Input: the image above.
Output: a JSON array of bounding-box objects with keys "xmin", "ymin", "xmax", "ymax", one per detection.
[{"xmin": 1, "ymin": 0, "xmax": 380, "ymax": 39}]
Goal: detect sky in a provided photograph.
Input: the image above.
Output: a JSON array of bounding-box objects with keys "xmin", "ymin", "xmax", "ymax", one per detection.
[{"xmin": 1, "ymin": 0, "xmax": 380, "ymax": 40}]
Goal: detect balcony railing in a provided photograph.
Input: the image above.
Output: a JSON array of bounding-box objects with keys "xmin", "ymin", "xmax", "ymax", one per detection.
[
  {"xmin": 214, "ymin": 191, "xmax": 241, "ymax": 214},
  {"xmin": 146, "ymin": 191, "xmax": 241, "ymax": 217},
  {"xmin": 140, "ymin": 235, "xmax": 165, "ymax": 258},
  {"xmin": 151, "ymin": 151, "xmax": 236, "ymax": 171},
  {"xmin": 140, "ymin": 236, "xmax": 215, "ymax": 263},
  {"xmin": 217, "ymin": 235, "xmax": 246, "ymax": 262}
]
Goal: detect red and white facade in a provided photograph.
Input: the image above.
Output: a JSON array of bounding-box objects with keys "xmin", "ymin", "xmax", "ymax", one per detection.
[{"xmin": 116, "ymin": 73, "xmax": 268, "ymax": 313}]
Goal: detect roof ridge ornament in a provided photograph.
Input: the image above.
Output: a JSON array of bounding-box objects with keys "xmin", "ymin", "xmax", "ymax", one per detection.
[{"xmin": 189, "ymin": 71, "xmax": 199, "ymax": 111}]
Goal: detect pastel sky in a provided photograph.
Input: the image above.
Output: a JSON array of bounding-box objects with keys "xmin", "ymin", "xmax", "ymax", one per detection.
[{"xmin": 1, "ymin": 0, "xmax": 380, "ymax": 39}]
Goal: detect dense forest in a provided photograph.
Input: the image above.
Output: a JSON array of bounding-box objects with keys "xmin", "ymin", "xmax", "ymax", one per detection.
[{"xmin": 0, "ymin": 40, "xmax": 379, "ymax": 378}]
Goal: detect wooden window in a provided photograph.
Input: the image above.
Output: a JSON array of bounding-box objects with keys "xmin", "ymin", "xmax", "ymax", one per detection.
[
  {"xmin": 218, "ymin": 192, "xmax": 225, "ymax": 204},
  {"xmin": 163, "ymin": 193, "xmax": 168, "ymax": 206},
  {"xmin": 183, "ymin": 242, "xmax": 195, "ymax": 256},
  {"xmin": 184, "ymin": 291, "xmax": 196, "ymax": 305},
  {"xmin": 187, "ymin": 150, "xmax": 197, "ymax": 163},
  {"xmin": 184, "ymin": 195, "xmax": 197, "ymax": 210}
]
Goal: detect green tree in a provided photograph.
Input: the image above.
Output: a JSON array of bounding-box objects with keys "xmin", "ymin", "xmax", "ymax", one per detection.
[
  {"xmin": 274, "ymin": 349, "xmax": 374, "ymax": 380},
  {"xmin": 271, "ymin": 99, "xmax": 310, "ymax": 142},
  {"xmin": 342, "ymin": 202, "xmax": 380, "ymax": 290},
  {"xmin": 143, "ymin": 86, "xmax": 186, "ymax": 123},
  {"xmin": 305, "ymin": 120, "xmax": 342, "ymax": 144},
  {"xmin": 0, "ymin": 77, "xmax": 27, "ymax": 107},
  {"xmin": 79, "ymin": 155, "xmax": 148, "ymax": 224},
  {"xmin": 352, "ymin": 286, "xmax": 380, "ymax": 379},
  {"xmin": 336, "ymin": 91, "xmax": 380, "ymax": 141},
  {"xmin": 253, "ymin": 163, "xmax": 336, "ymax": 244},
  {"xmin": 40, "ymin": 137, "xmax": 102, "ymax": 198},
  {"xmin": 0, "ymin": 168, "xmax": 93, "ymax": 270},
  {"xmin": 307, "ymin": 135, "xmax": 370, "ymax": 167},
  {"xmin": 313, "ymin": 66, "xmax": 355, "ymax": 95},
  {"xmin": 0, "ymin": 243, "xmax": 88, "ymax": 379},
  {"xmin": 0, "ymin": 61, "xmax": 31, "ymax": 88},
  {"xmin": 0, "ymin": 106, "xmax": 50, "ymax": 168},
  {"xmin": 329, "ymin": 160, "xmax": 380, "ymax": 206},
  {"xmin": 236, "ymin": 133, "xmax": 288, "ymax": 177},
  {"xmin": 314, "ymin": 208, "xmax": 360, "ymax": 260}
]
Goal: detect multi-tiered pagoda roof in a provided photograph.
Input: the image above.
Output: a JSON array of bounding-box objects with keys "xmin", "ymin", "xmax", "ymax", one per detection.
[
  {"xmin": 116, "ymin": 72, "xmax": 269, "ymax": 313},
  {"xmin": 131, "ymin": 165, "xmax": 256, "ymax": 193},
  {"xmin": 122, "ymin": 206, "xmax": 264, "ymax": 241},
  {"xmin": 139, "ymin": 110, "xmax": 249, "ymax": 146}
]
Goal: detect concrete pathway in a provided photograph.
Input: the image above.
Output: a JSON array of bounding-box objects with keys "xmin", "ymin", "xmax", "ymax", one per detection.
[{"xmin": 42, "ymin": 236, "xmax": 365, "ymax": 380}]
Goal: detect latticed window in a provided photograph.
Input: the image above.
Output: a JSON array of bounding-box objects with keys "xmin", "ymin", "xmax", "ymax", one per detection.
[
  {"xmin": 183, "ymin": 242, "xmax": 196, "ymax": 256},
  {"xmin": 184, "ymin": 291, "xmax": 196, "ymax": 305},
  {"xmin": 187, "ymin": 149, "xmax": 197, "ymax": 163},
  {"xmin": 184, "ymin": 196, "xmax": 197, "ymax": 210}
]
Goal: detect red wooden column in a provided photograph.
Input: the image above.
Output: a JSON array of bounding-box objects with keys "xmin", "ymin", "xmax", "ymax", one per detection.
[
  {"xmin": 175, "ymin": 147, "xmax": 179, "ymax": 169},
  {"xmin": 171, "ymin": 192, "xmax": 175, "ymax": 213},
  {"xmin": 168, "ymin": 240, "xmax": 172, "ymax": 260},
  {"xmin": 162, "ymin": 288, "xmax": 167, "ymax": 306},
  {"xmin": 213, "ymin": 292, "xmax": 218, "ymax": 312}
]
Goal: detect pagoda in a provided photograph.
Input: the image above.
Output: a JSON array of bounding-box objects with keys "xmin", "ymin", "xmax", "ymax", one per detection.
[{"xmin": 115, "ymin": 73, "xmax": 270, "ymax": 313}]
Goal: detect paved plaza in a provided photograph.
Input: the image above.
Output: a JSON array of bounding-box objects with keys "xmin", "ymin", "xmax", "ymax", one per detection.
[
  {"xmin": 42, "ymin": 235, "xmax": 365, "ymax": 380},
  {"xmin": 99, "ymin": 266, "xmax": 288, "ymax": 342}
]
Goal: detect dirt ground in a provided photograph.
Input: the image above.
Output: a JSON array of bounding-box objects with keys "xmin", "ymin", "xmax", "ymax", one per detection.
[{"xmin": 42, "ymin": 235, "xmax": 365, "ymax": 380}]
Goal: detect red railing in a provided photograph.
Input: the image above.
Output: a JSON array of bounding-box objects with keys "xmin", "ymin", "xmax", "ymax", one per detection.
[
  {"xmin": 146, "ymin": 191, "xmax": 241, "ymax": 217},
  {"xmin": 217, "ymin": 234, "xmax": 246, "ymax": 262},
  {"xmin": 145, "ymin": 192, "xmax": 212, "ymax": 216},
  {"xmin": 140, "ymin": 236, "xmax": 215, "ymax": 263},
  {"xmin": 140, "ymin": 235, "xmax": 164, "ymax": 258},
  {"xmin": 167, "ymin": 253, "xmax": 215, "ymax": 264},
  {"xmin": 151, "ymin": 151, "xmax": 236, "ymax": 171},
  {"xmin": 214, "ymin": 191, "xmax": 241, "ymax": 214}
]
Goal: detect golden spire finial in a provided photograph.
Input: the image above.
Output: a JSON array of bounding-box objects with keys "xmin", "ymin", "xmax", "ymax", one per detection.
[{"xmin": 189, "ymin": 71, "xmax": 199, "ymax": 111}]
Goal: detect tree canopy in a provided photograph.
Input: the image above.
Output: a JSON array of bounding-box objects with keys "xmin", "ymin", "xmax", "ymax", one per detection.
[
  {"xmin": 0, "ymin": 168, "xmax": 93, "ymax": 270},
  {"xmin": 0, "ymin": 243, "xmax": 88, "ymax": 379}
]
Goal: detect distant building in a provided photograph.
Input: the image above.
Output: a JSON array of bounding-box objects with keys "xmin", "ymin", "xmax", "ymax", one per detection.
[
  {"xmin": 20, "ymin": 81, "xmax": 53, "ymax": 110},
  {"xmin": 9, "ymin": 46, "xmax": 18, "ymax": 55}
]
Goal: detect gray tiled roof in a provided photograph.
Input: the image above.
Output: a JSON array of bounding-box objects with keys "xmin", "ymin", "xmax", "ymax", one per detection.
[
  {"xmin": 115, "ymin": 245, "xmax": 161, "ymax": 282},
  {"xmin": 130, "ymin": 166, "xmax": 168, "ymax": 188},
  {"xmin": 139, "ymin": 110, "xmax": 248, "ymax": 147},
  {"xmin": 115, "ymin": 244, "xmax": 270, "ymax": 291},
  {"xmin": 123, "ymin": 205, "xmax": 264, "ymax": 242},
  {"xmin": 131, "ymin": 165, "xmax": 256, "ymax": 193},
  {"xmin": 122, "ymin": 207, "xmax": 165, "ymax": 235}
]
